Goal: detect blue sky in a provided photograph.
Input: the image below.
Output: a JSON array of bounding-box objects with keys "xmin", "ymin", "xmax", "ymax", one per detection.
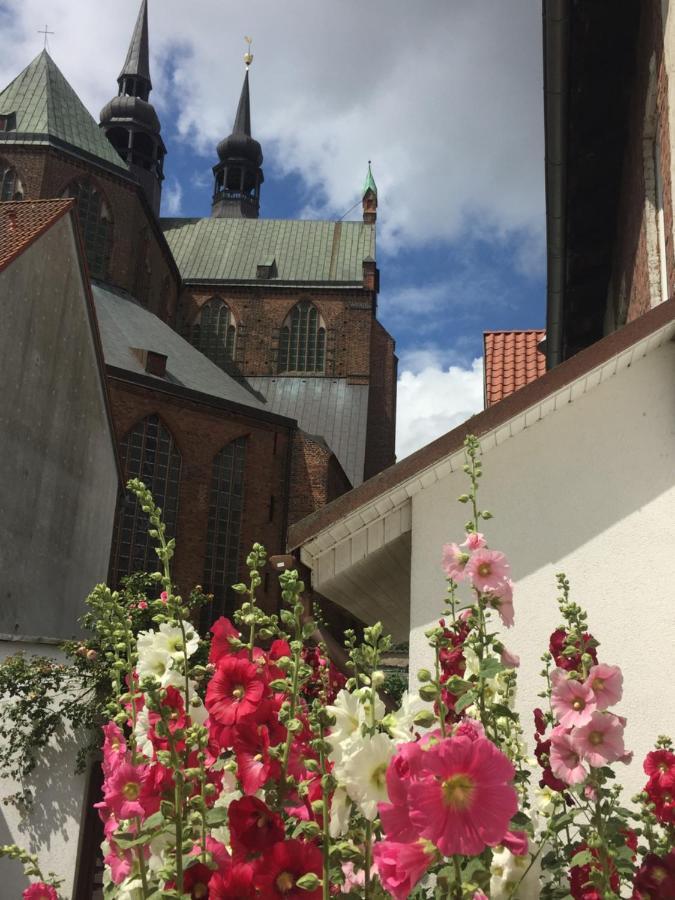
[{"xmin": 1, "ymin": 0, "xmax": 546, "ymax": 457}]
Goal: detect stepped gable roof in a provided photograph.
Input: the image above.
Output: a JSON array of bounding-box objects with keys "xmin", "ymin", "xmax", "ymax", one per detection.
[
  {"xmin": 0, "ymin": 50, "xmax": 129, "ymax": 173},
  {"xmin": 483, "ymin": 329, "xmax": 546, "ymax": 407},
  {"xmin": 92, "ymin": 281, "xmax": 293, "ymax": 426},
  {"xmin": 0, "ymin": 198, "xmax": 74, "ymax": 271},
  {"xmin": 161, "ymin": 218, "xmax": 375, "ymax": 286},
  {"xmin": 246, "ymin": 376, "xmax": 369, "ymax": 487}
]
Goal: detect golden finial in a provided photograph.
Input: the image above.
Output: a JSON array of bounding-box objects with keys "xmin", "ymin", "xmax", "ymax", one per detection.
[{"xmin": 244, "ymin": 36, "xmax": 253, "ymax": 69}]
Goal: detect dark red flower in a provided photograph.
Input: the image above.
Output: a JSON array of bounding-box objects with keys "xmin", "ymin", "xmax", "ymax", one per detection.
[
  {"xmin": 206, "ymin": 656, "xmax": 268, "ymax": 730},
  {"xmin": 209, "ymin": 616, "xmax": 241, "ymax": 664},
  {"xmin": 534, "ymin": 708, "xmax": 547, "ymax": 736},
  {"xmin": 632, "ymin": 849, "xmax": 675, "ymax": 899},
  {"xmin": 209, "ymin": 862, "xmax": 257, "ymax": 899},
  {"xmin": 534, "ymin": 737, "xmax": 568, "ymax": 793},
  {"xmin": 255, "ymin": 839, "xmax": 323, "ymax": 900},
  {"xmin": 229, "ymin": 796, "xmax": 285, "ymax": 860},
  {"xmin": 569, "ymin": 842, "xmax": 620, "ymax": 900},
  {"xmin": 234, "ymin": 720, "xmax": 280, "ymax": 794},
  {"xmin": 549, "ymin": 628, "xmax": 598, "ymax": 672},
  {"xmin": 644, "ymin": 749, "xmax": 675, "ymax": 790}
]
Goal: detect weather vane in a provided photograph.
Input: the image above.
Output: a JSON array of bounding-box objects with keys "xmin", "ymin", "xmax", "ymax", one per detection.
[
  {"xmin": 38, "ymin": 24, "xmax": 54, "ymax": 51},
  {"xmin": 244, "ymin": 36, "xmax": 253, "ymax": 69}
]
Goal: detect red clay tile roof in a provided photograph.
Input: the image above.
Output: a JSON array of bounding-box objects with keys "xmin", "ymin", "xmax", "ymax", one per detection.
[
  {"xmin": 0, "ymin": 198, "xmax": 74, "ymax": 272},
  {"xmin": 483, "ymin": 329, "xmax": 546, "ymax": 407}
]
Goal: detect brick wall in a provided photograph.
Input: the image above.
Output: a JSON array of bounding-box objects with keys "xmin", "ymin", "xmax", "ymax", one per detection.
[
  {"xmin": 0, "ymin": 146, "xmax": 179, "ymax": 322},
  {"xmin": 364, "ymin": 318, "xmax": 397, "ymax": 478},
  {"xmin": 107, "ymin": 376, "xmax": 293, "ymax": 614},
  {"xmin": 608, "ymin": 0, "xmax": 675, "ymax": 326},
  {"xmin": 179, "ymin": 286, "xmax": 376, "ymax": 378},
  {"xmin": 287, "ymin": 430, "xmax": 352, "ymax": 525}
]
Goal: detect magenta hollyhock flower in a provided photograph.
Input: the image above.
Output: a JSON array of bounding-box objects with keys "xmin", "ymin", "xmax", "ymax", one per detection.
[
  {"xmin": 551, "ymin": 673, "xmax": 597, "ymax": 728},
  {"xmin": 23, "ymin": 884, "xmax": 58, "ymax": 900},
  {"xmin": 103, "ymin": 760, "xmax": 157, "ymax": 820},
  {"xmin": 461, "ymin": 532, "xmax": 487, "ymax": 551},
  {"xmin": 572, "ymin": 712, "xmax": 625, "ymax": 768},
  {"xmin": 407, "ymin": 736, "xmax": 518, "ymax": 857},
  {"xmin": 378, "ymin": 741, "xmax": 426, "ymax": 843},
  {"xmin": 501, "ymin": 830, "xmax": 529, "ymax": 856},
  {"xmin": 441, "ymin": 543, "xmax": 470, "ymax": 580},
  {"xmin": 466, "ymin": 549, "xmax": 510, "ymax": 593},
  {"xmin": 101, "ymin": 722, "xmax": 127, "ymax": 776},
  {"xmin": 373, "ymin": 839, "xmax": 436, "ymax": 900},
  {"xmin": 549, "ymin": 727, "xmax": 588, "ymax": 785},
  {"xmin": 584, "ymin": 664, "xmax": 623, "ymax": 710}
]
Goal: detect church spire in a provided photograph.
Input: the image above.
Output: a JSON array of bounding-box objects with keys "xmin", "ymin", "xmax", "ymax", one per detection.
[
  {"xmin": 119, "ymin": 0, "xmax": 151, "ymax": 98},
  {"xmin": 212, "ymin": 43, "xmax": 264, "ymax": 219},
  {"xmin": 362, "ymin": 161, "xmax": 378, "ymax": 224},
  {"xmin": 100, "ymin": 0, "xmax": 166, "ymax": 215}
]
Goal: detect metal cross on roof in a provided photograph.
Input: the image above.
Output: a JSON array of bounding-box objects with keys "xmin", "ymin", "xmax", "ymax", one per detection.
[{"xmin": 38, "ymin": 24, "xmax": 55, "ymax": 50}]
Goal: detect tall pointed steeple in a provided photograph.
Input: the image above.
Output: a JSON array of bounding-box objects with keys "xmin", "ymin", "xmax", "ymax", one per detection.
[
  {"xmin": 362, "ymin": 162, "xmax": 378, "ymax": 224},
  {"xmin": 212, "ymin": 47, "xmax": 264, "ymax": 219},
  {"xmin": 100, "ymin": 0, "xmax": 165, "ymax": 215}
]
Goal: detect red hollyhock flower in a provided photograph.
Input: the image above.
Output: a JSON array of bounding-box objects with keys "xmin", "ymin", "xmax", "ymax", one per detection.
[
  {"xmin": 229, "ymin": 796, "xmax": 285, "ymax": 860},
  {"xmin": 644, "ymin": 749, "xmax": 675, "ymax": 790},
  {"xmin": 234, "ymin": 720, "xmax": 280, "ymax": 794},
  {"xmin": 632, "ymin": 849, "xmax": 675, "ymax": 899},
  {"xmin": 209, "ymin": 616, "xmax": 241, "ymax": 664},
  {"xmin": 533, "ymin": 708, "xmax": 547, "ymax": 736},
  {"xmin": 569, "ymin": 842, "xmax": 620, "ymax": 900},
  {"xmin": 166, "ymin": 837, "xmax": 230, "ymax": 899},
  {"xmin": 206, "ymin": 656, "xmax": 268, "ymax": 729},
  {"xmin": 209, "ymin": 862, "xmax": 257, "ymax": 899},
  {"xmin": 256, "ymin": 839, "xmax": 323, "ymax": 900},
  {"xmin": 534, "ymin": 738, "xmax": 568, "ymax": 793},
  {"xmin": 549, "ymin": 628, "xmax": 598, "ymax": 672}
]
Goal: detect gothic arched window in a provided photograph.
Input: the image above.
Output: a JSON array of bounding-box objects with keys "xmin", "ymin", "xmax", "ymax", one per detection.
[
  {"xmin": 202, "ymin": 437, "xmax": 246, "ymax": 623},
  {"xmin": 277, "ymin": 301, "xmax": 326, "ymax": 373},
  {"xmin": 188, "ymin": 298, "xmax": 237, "ymax": 368},
  {"xmin": 111, "ymin": 415, "xmax": 181, "ymax": 583},
  {"xmin": 62, "ymin": 180, "xmax": 113, "ymax": 279},
  {"xmin": 0, "ymin": 161, "xmax": 23, "ymax": 200}
]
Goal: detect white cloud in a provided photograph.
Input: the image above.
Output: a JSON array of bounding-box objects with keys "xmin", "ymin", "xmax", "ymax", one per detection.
[
  {"xmin": 161, "ymin": 177, "xmax": 183, "ymax": 215},
  {"xmin": 396, "ymin": 357, "xmax": 484, "ymax": 460},
  {"xmin": 0, "ymin": 0, "xmax": 545, "ymax": 259}
]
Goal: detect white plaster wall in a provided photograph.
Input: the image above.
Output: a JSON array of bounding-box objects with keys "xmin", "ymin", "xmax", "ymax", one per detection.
[
  {"xmin": 0, "ymin": 641, "xmax": 89, "ymax": 898},
  {"xmin": 409, "ymin": 341, "xmax": 675, "ymax": 799}
]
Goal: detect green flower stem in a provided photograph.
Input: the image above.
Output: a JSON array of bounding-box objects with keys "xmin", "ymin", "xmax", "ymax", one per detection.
[
  {"xmin": 280, "ymin": 607, "xmax": 303, "ymax": 785},
  {"xmin": 318, "ymin": 721, "xmax": 331, "ymax": 900},
  {"xmin": 364, "ymin": 819, "xmax": 373, "ymax": 898},
  {"xmin": 453, "ymin": 854, "xmax": 463, "ymax": 899},
  {"xmin": 435, "ymin": 644, "xmax": 447, "ymax": 739}
]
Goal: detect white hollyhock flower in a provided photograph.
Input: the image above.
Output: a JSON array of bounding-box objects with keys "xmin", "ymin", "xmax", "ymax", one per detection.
[
  {"xmin": 490, "ymin": 841, "xmax": 541, "ymax": 900},
  {"xmin": 210, "ymin": 769, "xmax": 242, "ymax": 848},
  {"xmin": 342, "ymin": 731, "xmax": 395, "ymax": 820},
  {"xmin": 158, "ymin": 621, "xmax": 200, "ymax": 660},
  {"xmin": 134, "ymin": 705, "xmax": 154, "ymax": 758},
  {"xmin": 329, "ymin": 786, "xmax": 352, "ymax": 838},
  {"xmin": 326, "ymin": 689, "xmax": 386, "ymax": 764},
  {"xmin": 136, "ymin": 647, "xmax": 180, "ymax": 688},
  {"xmin": 386, "ymin": 691, "xmax": 430, "ymax": 742},
  {"xmin": 535, "ymin": 786, "xmax": 557, "ymax": 818},
  {"xmin": 464, "ymin": 645, "xmax": 481, "ymax": 677}
]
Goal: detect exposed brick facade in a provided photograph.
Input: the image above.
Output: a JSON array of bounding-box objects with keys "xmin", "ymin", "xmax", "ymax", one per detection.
[
  {"xmin": 288, "ymin": 430, "xmax": 352, "ymax": 525},
  {"xmin": 607, "ymin": 0, "xmax": 675, "ymax": 326},
  {"xmin": 107, "ymin": 376, "xmax": 293, "ymax": 613},
  {"xmin": 0, "ymin": 146, "xmax": 180, "ymax": 321}
]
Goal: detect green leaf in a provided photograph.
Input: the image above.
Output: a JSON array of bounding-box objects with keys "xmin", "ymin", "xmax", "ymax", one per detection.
[
  {"xmin": 205, "ymin": 806, "xmax": 229, "ymax": 826},
  {"xmin": 569, "ymin": 850, "xmax": 593, "ymax": 868},
  {"xmin": 142, "ymin": 811, "xmax": 165, "ymax": 831},
  {"xmin": 479, "ymin": 658, "xmax": 504, "ymax": 679},
  {"xmin": 454, "ymin": 692, "xmax": 475, "ymax": 713}
]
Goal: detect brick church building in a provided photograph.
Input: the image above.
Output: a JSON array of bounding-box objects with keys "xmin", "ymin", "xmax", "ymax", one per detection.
[{"xmin": 0, "ymin": 0, "xmax": 396, "ymax": 627}]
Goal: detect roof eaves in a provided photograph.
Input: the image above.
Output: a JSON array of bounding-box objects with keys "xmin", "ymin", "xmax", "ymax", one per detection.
[
  {"xmin": 0, "ymin": 133, "xmax": 130, "ymax": 177},
  {"xmin": 182, "ymin": 278, "xmax": 365, "ymax": 289},
  {"xmin": 289, "ymin": 298, "xmax": 675, "ymax": 550}
]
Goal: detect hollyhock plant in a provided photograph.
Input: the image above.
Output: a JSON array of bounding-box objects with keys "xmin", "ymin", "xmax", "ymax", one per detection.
[
  {"xmin": 441, "ymin": 542, "xmax": 470, "ymax": 581},
  {"xmin": 466, "ymin": 548, "xmax": 510, "ymax": 593},
  {"xmin": 572, "ymin": 712, "xmax": 626, "ymax": 768},
  {"xmin": 373, "ymin": 839, "xmax": 437, "ymax": 900},
  {"xmin": 551, "ymin": 672, "xmax": 597, "ymax": 728}
]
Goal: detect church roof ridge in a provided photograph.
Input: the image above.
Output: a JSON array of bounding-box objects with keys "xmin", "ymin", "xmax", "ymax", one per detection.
[{"xmin": 0, "ymin": 50, "xmax": 129, "ymax": 173}]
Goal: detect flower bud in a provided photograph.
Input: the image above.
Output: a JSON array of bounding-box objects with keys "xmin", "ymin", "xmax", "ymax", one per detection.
[
  {"xmin": 419, "ymin": 683, "xmax": 439, "ymax": 701},
  {"xmin": 417, "ymin": 668, "xmax": 432, "ymax": 683},
  {"xmin": 296, "ymin": 873, "xmax": 321, "ymax": 891}
]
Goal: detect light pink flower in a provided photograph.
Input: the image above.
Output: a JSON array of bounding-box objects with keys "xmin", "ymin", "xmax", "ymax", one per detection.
[
  {"xmin": 441, "ymin": 543, "xmax": 470, "ymax": 581},
  {"xmin": 500, "ymin": 647, "xmax": 520, "ymax": 669},
  {"xmin": 461, "ymin": 532, "xmax": 487, "ymax": 551},
  {"xmin": 549, "ymin": 727, "xmax": 588, "ymax": 785},
  {"xmin": 572, "ymin": 712, "xmax": 625, "ymax": 768},
  {"xmin": 466, "ymin": 549, "xmax": 511, "ymax": 593},
  {"xmin": 373, "ymin": 839, "xmax": 436, "ymax": 900},
  {"xmin": 551, "ymin": 675, "xmax": 597, "ymax": 728},
  {"xmin": 501, "ymin": 830, "xmax": 529, "ymax": 856},
  {"xmin": 101, "ymin": 723, "xmax": 127, "ymax": 776},
  {"xmin": 584, "ymin": 664, "xmax": 623, "ymax": 710},
  {"xmin": 488, "ymin": 578, "xmax": 515, "ymax": 628},
  {"xmin": 408, "ymin": 736, "xmax": 518, "ymax": 857}
]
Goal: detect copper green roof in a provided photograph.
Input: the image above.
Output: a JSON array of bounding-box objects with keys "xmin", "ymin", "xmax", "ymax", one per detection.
[
  {"xmin": 0, "ymin": 51, "xmax": 129, "ymax": 174},
  {"xmin": 362, "ymin": 162, "xmax": 377, "ymax": 197},
  {"xmin": 161, "ymin": 218, "xmax": 375, "ymax": 285}
]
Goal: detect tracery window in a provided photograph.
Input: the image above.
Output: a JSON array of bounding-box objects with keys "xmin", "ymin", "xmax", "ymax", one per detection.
[
  {"xmin": 0, "ymin": 161, "xmax": 23, "ymax": 200},
  {"xmin": 62, "ymin": 180, "xmax": 113, "ymax": 279},
  {"xmin": 110, "ymin": 416, "xmax": 181, "ymax": 583},
  {"xmin": 187, "ymin": 298, "xmax": 236, "ymax": 368},
  {"xmin": 202, "ymin": 437, "xmax": 246, "ymax": 623},
  {"xmin": 277, "ymin": 300, "xmax": 326, "ymax": 373}
]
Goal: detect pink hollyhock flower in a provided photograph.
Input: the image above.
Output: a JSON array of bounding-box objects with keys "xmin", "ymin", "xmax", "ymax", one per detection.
[
  {"xmin": 373, "ymin": 839, "xmax": 436, "ymax": 900},
  {"xmin": 441, "ymin": 543, "xmax": 470, "ymax": 580},
  {"xmin": 103, "ymin": 760, "xmax": 158, "ymax": 820},
  {"xmin": 466, "ymin": 549, "xmax": 510, "ymax": 593},
  {"xmin": 572, "ymin": 712, "xmax": 625, "ymax": 768},
  {"xmin": 408, "ymin": 736, "xmax": 518, "ymax": 857},
  {"xmin": 101, "ymin": 722, "xmax": 127, "ymax": 776},
  {"xmin": 339, "ymin": 863, "xmax": 376, "ymax": 893},
  {"xmin": 23, "ymin": 884, "xmax": 58, "ymax": 900},
  {"xmin": 551, "ymin": 673, "xmax": 597, "ymax": 728},
  {"xmin": 138, "ymin": 600, "xmax": 148, "ymax": 610},
  {"xmin": 501, "ymin": 830, "xmax": 529, "ymax": 856},
  {"xmin": 453, "ymin": 719, "xmax": 486, "ymax": 742},
  {"xmin": 549, "ymin": 727, "xmax": 588, "ymax": 785},
  {"xmin": 461, "ymin": 532, "xmax": 487, "ymax": 551},
  {"xmin": 584, "ymin": 664, "xmax": 622, "ymax": 710},
  {"xmin": 378, "ymin": 741, "xmax": 426, "ymax": 843},
  {"xmin": 160, "ymin": 591, "xmax": 169, "ymax": 604},
  {"xmin": 500, "ymin": 647, "xmax": 520, "ymax": 669},
  {"xmin": 488, "ymin": 578, "xmax": 515, "ymax": 628}
]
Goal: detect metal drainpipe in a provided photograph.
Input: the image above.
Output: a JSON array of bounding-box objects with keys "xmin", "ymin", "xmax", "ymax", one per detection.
[{"xmin": 543, "ymin": 0, "xmax": 569, "ymax": 369}]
